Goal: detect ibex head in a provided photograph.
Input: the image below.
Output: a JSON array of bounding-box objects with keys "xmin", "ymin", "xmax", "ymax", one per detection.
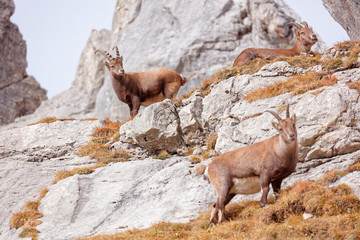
[
  {"xmin": 266, "ymin": 104, "xmax": 297, "ymax": 143},
  {"xmin": 289, "ymin": 21, "xmax": 318, "ymax": 47},
  {"xmin": 95, "ymin": 46, "xmax": 125, "ymax": 77}
]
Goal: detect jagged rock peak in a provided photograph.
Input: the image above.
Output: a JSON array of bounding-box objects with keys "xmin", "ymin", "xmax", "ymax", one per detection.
[{"xmin": 0, "ymin": 0, "xmax": 47, "ymax": 125}]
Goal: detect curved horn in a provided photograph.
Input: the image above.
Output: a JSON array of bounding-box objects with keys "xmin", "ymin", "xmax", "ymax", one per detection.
[
  {"xmin": 95, "ymin": 49, "xmax": 113, "ymax": 61},
  {"xmin": 288, "ymin": 22, "xmax": 303, "ymax": 30},
  {"xmin": 112, "ymin": 46, "xmax": 120, "ymax": 58},
  {"xmin": 301, "ymin": 21, "xmax": 308, "ymax": 28},
  {"xmin": 286, "ymin": 104, "xmax": 290, "ymax": 118},
  {"xmin": 266, "ymin": 110, "xmax": 282, "ymax": 122}
]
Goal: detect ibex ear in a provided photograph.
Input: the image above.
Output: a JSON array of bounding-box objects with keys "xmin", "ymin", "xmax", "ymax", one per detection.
[{"xmin": 292, "ymin": 114, "xmax": 296, "ymax": 123}]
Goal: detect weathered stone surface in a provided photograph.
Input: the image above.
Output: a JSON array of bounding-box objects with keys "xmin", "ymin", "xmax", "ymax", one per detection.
[
  {"xmin": 178, "ymin": 91, "xmax": 205, "ymax": 145},
  {"xmin": 1, "ymin": 60, "xmax": 360, "ymax": 239},
  {"xmin": 0, "ymin": 119, "xmax": 101, "ymax": 240},
  {"xmin": 37, "ymin": 157, "xmax": 214, "ymax": 240},
  {"xmin": 0, "ymin": 0, "xmax": 47, "ymax": 125},
  {"xmin": 119, "ymin": 99, "xmax": 184, "ymax": 152},
  {"xmin": 322, "ymin": 0, "xmax": 360, "ymax": 40},
  {"xmin": 10, "ymin": 29, "xmax": 111, "ymax": 128}
]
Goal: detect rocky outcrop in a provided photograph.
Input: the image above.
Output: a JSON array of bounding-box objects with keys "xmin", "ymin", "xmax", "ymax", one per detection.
[
  {"xmin": 11, "ymin": 0, "xmax": 327, "ymax": 126},
  {"xmin": 1, "ymin": 59, "xmax": 360, "ymax": 239},
  {"xmin": 322, "ymin": 0, "xmax": 360, "ymax": 40},
  {"xmin": 37, "ymin": 157, "xmax": 213, "ymax": 240},
  {"xmin": 9, "ymin": 29, "xmax": 111, "ymax": 128},
  {"xmin": 0, "ymin": 0, "xmax": 47, "ymax": 125}
]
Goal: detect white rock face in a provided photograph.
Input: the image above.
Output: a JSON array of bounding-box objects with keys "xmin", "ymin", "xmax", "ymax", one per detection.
[
  {"xmin": 0, "ymin": 120, "xmax": 102, "ymax": 240},
  {"xmin": 37, "ymin": 158, "xmax": 214, "ymax": 240}
]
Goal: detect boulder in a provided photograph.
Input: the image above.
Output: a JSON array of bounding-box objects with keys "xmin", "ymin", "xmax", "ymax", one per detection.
[
  {"xmin": 178, "ymin": 91, "xmax": 205, "ymax": 145},
  {"xmin": 119, "ymin": 99, "xmax": 184, "ymax": 153}
]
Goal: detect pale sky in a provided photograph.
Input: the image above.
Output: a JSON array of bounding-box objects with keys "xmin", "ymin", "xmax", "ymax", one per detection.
[{"xmin": 10, "ymin": 0, "xmax": 349, "ymax": 98}]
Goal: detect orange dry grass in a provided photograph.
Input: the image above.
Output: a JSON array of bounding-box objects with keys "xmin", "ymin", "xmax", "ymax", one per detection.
[
  {"xmin": 52, "ymin": 164, "xmax": 103, "ymax": 184},
  {"xmin": 347, "ymin": 81, "xmax": 360, "ymax": 93},
  {"xmin": 76, "ymin": 118, "xmax": 131, "ymax": 164},
  {"xmin": 78, "ymin": 181, "xmax": 360, "ymax": 240},
  {"xmin": 29, "ymin": 117, "xmax": 76, "ymax": 125},
  {"xmin": 9, "ymin": 188, "xmax": 48, "ymax": 240},
  {"xmin": 244, "ymin": 71, "xmax": 338, "ymax": 102},
  {"xmin": 317, "ymin": 158, "xmax": 360, "ymax": 186}
]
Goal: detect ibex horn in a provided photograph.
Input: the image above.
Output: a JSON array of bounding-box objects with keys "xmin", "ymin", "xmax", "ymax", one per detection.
[
  {"xmin": 286, "ymin": 104, "xmax": 290, "ymax": 118},
  {"xmin": 288, "ymin": 22, "xmax": 303, "ymax": 30},
  {"xmin": 95, "ymin": 49, "xmax": 113, "ymax": 61},
  {"xmin": 112, "ymin": 46, "xmax": 120, "ymax": 58},
  {"xmin": 265, "ymin": 110, "xmax": 282, "ymax": 122}
]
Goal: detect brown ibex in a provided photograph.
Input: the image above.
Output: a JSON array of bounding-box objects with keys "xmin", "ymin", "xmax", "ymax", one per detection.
[
  {"xmin": 233, "ymin": 22, "xmax": 318, "ymax": 67},
  {"xmin": 96, "ymin": 47, "xmax": 187, "ymax": 117},
  {"xmin": 206, "ymin": 105, "xmax": 298, "ymax": 225}
]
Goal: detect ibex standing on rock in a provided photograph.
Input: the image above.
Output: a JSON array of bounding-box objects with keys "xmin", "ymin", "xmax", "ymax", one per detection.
[
  {"xmin": 206, "ymin": 105, "xmax": 298, "ymax": 225},
  {"xmin": 96, "ymin": 47, "xmax": 187, "ymax": 117},
  {"xmin": 233, "ymin": 22, "xmax": 318, "ymax": 67}
]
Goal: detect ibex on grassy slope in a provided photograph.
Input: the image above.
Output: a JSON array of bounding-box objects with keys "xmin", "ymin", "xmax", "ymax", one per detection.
[
  {"xmin": 233, "ymin": 22, "xmax": 318, "ymax": 67},
  {"xmin": 206, "ymin": 105, "xmax": 298, "ymax": 225},
  {"xmin": 96, "ymin": 47, "xmax": 187, "ymax": 117}
]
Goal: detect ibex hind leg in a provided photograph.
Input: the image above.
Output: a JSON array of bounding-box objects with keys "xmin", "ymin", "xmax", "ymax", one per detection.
[{"xmin": 163, "ymin": 82, "xmax": 181, "ymax": 99}]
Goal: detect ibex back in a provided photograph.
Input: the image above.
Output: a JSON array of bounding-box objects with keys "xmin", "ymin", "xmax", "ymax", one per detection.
[
  {"xmin": 233, "ymin": 22, "xmax": 318, "ymax": 67},
  {"xmin": 96, "ymin": 47, "xmax": 187, "ymax": 117}
]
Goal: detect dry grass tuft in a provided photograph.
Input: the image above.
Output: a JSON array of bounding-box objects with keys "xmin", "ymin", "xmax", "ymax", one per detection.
[
  {"xmin": 52, "ymin": 165, "xmax": 101, "ymax": 184},
  {"xmin": 9, "ymin": 188, "xmax": 49, "ymax": 240},
  {"xmin": 317, "ymin": 158, "xmax": 360, "ymax": 186},
  {"xmin": 244, "ymin": 71, "xmax": 338, "ymax": 102},
  {"xmin": 206, "ymin": 134, "xmax": 218, "ymax": 150},
  {"xmin": 154, "ymin": 151, "xmax": 171, "ymax": 160},
  {"xmin": 76, "ymin": 118, "xmax": 131, "ymax": 164},
  {"xmin": 29, "ymin": 117, "xmax": 76, "ymax": 125},
  {"xmin": 189, "ymin": 156, "xmax": 201, "ymax": 164},
  {"xmin": 347, "ymin": 81, "xmax": 360, "ymax": 94}
]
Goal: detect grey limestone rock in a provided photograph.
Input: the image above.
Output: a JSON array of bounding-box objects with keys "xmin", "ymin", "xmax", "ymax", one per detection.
[
  {"xmin": 322, "ymin": 0, "xmax": 360, "ymax": 40},
  {"xmin": 0, "ymin": 0, "xmax": 47, "ymax": 125}
]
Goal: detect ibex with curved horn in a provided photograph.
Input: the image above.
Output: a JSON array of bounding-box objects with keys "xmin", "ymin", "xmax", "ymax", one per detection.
[
  {"xmin": 96, "ymin": 47, "xmax": 187, "ymax": 117},
  {"xmin": 233, "ymin": 21, "xmax": 318, "ymax": 67},
  {"xmin": 205, "ymin": 105, "xmax": 298, "ymax": 225}
]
